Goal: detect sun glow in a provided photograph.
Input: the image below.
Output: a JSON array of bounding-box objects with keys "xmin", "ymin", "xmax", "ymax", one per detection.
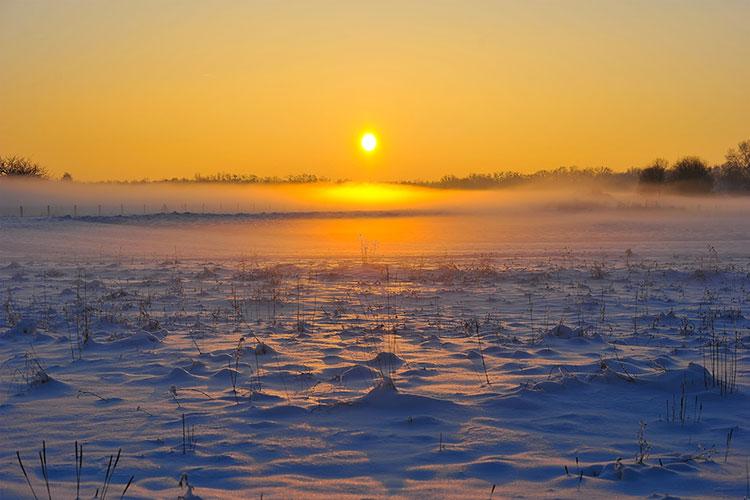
[
  {"xmin": 360, "ymin": 132, "xmax": 378, "ymax": 153},
  {"xmin": 318, "ymin": 182, "xmax": 421, "ymax": 207}
]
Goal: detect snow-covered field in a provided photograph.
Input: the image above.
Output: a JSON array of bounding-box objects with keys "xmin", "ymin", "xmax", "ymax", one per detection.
[{"xmin": 1, "ymin": 205, "xmax": 749, "ymax": 498}]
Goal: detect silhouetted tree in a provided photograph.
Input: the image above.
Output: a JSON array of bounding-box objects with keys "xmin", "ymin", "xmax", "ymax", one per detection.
[
  {"xmin": 638, "ymin": 159, "xmax": 668, "ymax": 187},
  {"xmin": 717, "ymin": 139, "xmax": 750, "ymax": 191},
  {"xmin": 725, "ymin": 140, "xmax": 750, "ymax": 170},
  {"xmin": 0, "ymin": 156, "xmax": 47, "ymax": 178},
  {"xmin": 61, "ymin": 172, "xmax": 73, "ymax": 182},
  {"xmin": 667, "ymin": 156, "xmax": 713, "ymax": 193}
]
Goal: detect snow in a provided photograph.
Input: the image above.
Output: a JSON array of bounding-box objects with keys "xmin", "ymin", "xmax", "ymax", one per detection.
[{"xmin": 0, "ymin": 206, "xmax": 749, "ymax": 498}]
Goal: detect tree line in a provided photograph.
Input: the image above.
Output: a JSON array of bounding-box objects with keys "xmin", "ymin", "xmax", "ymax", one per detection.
[
  {"xmin": 405, "ymin": 166, "xmax": 636, "ymax": 190},
  {"xmin": 638, "ymin": 139, "xmax": 750, "ymax": 194},
  {"xmin": 2, "ymin": 138, "xmax": 749, "ymax": 194}
]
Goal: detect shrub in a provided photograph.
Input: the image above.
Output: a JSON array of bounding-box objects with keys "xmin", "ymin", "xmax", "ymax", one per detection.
[{"xmin": 0, "ymin": 156, "xmax": 47, "ymax": 178}]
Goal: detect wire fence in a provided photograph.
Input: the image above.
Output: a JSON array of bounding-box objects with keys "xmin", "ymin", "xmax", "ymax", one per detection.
[{"xmin": 0, "ymin": 202, "xmax": 266, "ymax": 217}]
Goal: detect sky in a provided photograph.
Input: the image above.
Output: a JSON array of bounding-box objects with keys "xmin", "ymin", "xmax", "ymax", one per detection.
[{"xmin": 1, "ymin": 0, "xmax": 749, "ymax": 181}]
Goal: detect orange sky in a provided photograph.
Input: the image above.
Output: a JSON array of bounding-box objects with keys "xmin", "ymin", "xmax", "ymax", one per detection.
[{"xmin": 1, "ymin": 1, "xmax": 749, "ymax": 181}]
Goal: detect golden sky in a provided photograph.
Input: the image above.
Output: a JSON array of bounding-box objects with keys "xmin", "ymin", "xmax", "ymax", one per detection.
[{"xmin": 1, "ymin": 1, "xmax": 749, "ymax": 181}]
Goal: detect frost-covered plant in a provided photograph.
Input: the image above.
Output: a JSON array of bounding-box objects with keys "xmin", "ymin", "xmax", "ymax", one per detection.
[
  {"xmin": 700, "ymin": 314, "xmax": 739, "ymax": 396},
  {"xmin": 181, "ymin": 413, "xmax": 197, "ymax": 455},
  {"xmin": 590, "ymin": 262, "xmax": 607, "ymax": 280},
  {"xmin": 16, "ymin": 441, "xmax": 134, "ymax": 500},
  {"xmin": 8, "ymin": 351, "xmax": 51, "ymax": 395},
  {"xmin": 230, "ymin": 336, "xmax": 245, "ymax": 403},
  {"xmin": 636, "ymin": 421, "xmax": 651, "ymax": 465},
  {"xmin": 3, "ymin": 288, "xmax": 20, "ymax": 327}
]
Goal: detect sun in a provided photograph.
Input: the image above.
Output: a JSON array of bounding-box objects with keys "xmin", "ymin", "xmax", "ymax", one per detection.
[{"xmin": 360, "ymin": 132, "xmax": 378, "ymax": 153}]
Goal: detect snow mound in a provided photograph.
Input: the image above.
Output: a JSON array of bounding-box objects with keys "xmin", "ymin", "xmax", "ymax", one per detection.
[
  {"xmin": 545, "ymin": 323, "xmax": 602, "ymax": 342},
  {"xmin": 210, "ymin": 367, "xmax": 241, "ymax": 383},
  {"xmin": 3, "ymin": 319, "xmax": 37, "ymax": 338},
  {"xmin": 106, "ymin": 330, "xmax": 163, "ymax": 348},
  {"xmin": 339, "ymin": 327, "xmax": 366, "ymax": 339},
  {"xmin": 641, "ymin": 362, "xmax": 711, "ymax": 392},
  {"xmin": 365, "ymin": 351, "xmax": 404, "ymax": 369},
  {"xmin": 342, "ymin": 377, "xmax": 459, "ymax": 413},
  {"xmin": 359, "ymin": 377, "xmax": 399, "ymax": 402},
  {"xmin": 420, "ymin": 334, "xmax": 442, "ymax": 348},
  {"xmin": 254, "ymin": 342, "xmax": 278, "ymax": 356},
  {"xmin": 159, "ymin": 367, "xmax": 203, "ymax": 384},
  {"xmin": 15, "ymin": 374, "xmax": 72, "ymax": 398},
  {"xmin": 465, "ymin": 458, "xmax": 515, "ymax": 480},
  {"xmin": 195, "ymin": 266, "xmax": 219, "ymax": 279},
  {"xmin": 529, "ymin": 370, "xmax": 587, "ymax": 392},
  {"xmin": 525, "ymin": 363, "xmax": 634, "ymax": 393},
  {"xmin": 578, "ymin": 460, "xmax": 683, "ymax": 482},
  {"xmin": 181, "ymin": 360, "xmax": 211, "ymax": 375},
  {"xmin": 396, "ymin": 415, "xmax": 444, "ymax": 427},
  {"xmin": 338, "ymin": 364, "xmax": 378, "ymax": 384}
]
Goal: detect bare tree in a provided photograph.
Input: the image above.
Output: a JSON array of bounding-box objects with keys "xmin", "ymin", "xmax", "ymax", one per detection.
[
  {"xmin": 718, "ymin": 140, "xmax": 750, "ymax": 191},
  {"xmin": 725, "ymin": 140, "xmax": 750, "ymax": 170}
]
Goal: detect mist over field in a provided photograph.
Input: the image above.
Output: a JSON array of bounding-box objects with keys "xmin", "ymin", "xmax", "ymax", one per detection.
[
  {"xmin": 2, "ymin": 178, "xmax": 750, "ymax": 263},
  {"xmin": 1, "ymin": 175, "xmax": 746, "ymax": 215}
]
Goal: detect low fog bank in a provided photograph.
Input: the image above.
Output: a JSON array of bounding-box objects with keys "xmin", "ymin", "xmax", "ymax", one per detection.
[
  {"xmin": 2, "ymin": 178, "xmax": 750, "ymax": 218},
  {"xmin": 0, "ymin": 179, "xmax": 318, "ymax": 217},
  {"xmin": 3, "ymin": 177, "xmax": 750, "ymax": 262}
]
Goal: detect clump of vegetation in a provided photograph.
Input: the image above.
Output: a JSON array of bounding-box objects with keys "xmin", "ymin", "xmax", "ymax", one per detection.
[
  {"xmin": 635, "ymin": 421, "xmax": 651, "ymax": 465},
  {"xmin": 12, "ymin": 351, "xmax": 51, "ymax": 392},
  {"xmin": 3, "ymin": 288, "xmax": 21, "ymax": 327},
  {"xmin": 700, "ymin": 315, "xmax": 740, "ymax": 396},
  {"xmin": 0, "ymin": 156, "xmax": 47, "ymax": 178},
  {"xmin": 663, "ymin": 383, "xmax": 703, "ymax": 425},
  {"xmin": 181, "ymin": 413, "xmax": 197, "ymax": 455},
  {"xmin": 464, "ymin": 318, "xmax": 491, "ymax": 386},
  {"xmin": 16, "ymin": 441, "xmax": 134, "ymax": 499}
]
